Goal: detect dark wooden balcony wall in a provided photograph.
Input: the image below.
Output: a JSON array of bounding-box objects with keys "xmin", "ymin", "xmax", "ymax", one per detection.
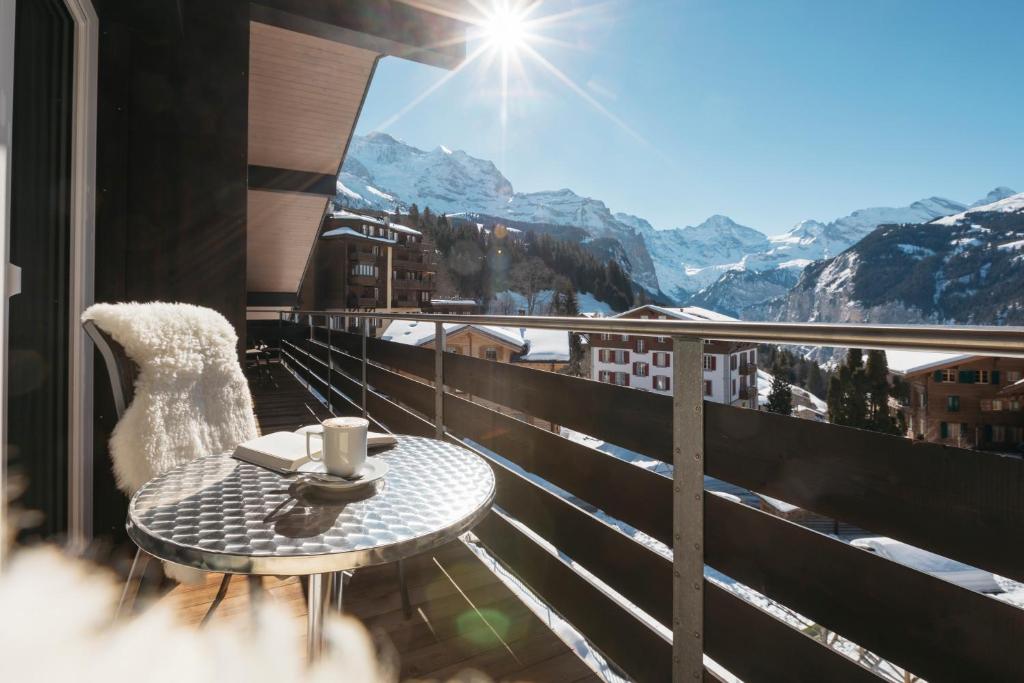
[
  {"xmin": 91, "ymin": 0, "xmax": 251, "ymax": 540},
  {"xmin": 276, "ymin": 316, "xmax": 1024, "ymax": 682}
]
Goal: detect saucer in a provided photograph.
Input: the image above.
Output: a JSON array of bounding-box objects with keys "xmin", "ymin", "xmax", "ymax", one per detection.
[{"xmin": 294, "ymin": 456, "xmax": 389, "ymax": 490}]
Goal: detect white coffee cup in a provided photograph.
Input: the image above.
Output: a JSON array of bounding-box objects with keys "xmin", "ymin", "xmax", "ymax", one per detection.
[{"xmin": 305, "ymin": 416, "xmax": 369, "ymax": 477}]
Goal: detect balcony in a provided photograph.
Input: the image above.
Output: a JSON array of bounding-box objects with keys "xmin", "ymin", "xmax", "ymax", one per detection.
[
  {"xmin": 270, "ymin": 310, "xmax": 1024, "ymax": 682},
  {"xmin": 740, "ymin": 361, "xmax": 758, "ymax": 376},
  {"xmin": 392, "ymin": 277, "xmax": 432, "ymax": 290}
]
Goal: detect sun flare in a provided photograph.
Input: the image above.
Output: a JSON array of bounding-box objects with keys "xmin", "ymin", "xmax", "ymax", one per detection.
[{"xmin": 481, "ymin": 2, "xmax": 531, "ymax": 53}]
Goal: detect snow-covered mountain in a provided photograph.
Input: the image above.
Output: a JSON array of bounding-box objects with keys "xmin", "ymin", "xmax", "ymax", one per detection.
[
  {"xmin": 775, "ymin": 192, "xmax": 1024, "ymax": 325},
  {"xmin": 338, "ymin": 133, "xmax": 660, "ymax": 290},
  {"xmin": 336, "ymin": 132, "xmax": 1015, "ymax": 313}
]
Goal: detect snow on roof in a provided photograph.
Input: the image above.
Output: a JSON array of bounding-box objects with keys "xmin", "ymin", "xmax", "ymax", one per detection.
[
  {"xmin": 519, "ymin": 327, "xmax": 570, "ymax": 362},
  {"xmin": 321, "ymin": 226, "xmax": 396, "ymax": 244},
  {"xmin": 756, "ymin": 369, "xmax": 827, "ymax": 412},
  {"xmin": 379, "ymin": 319, "xmax": 570, "ymax": 362},
  {"xmin": 850, "ymin": 537, "xmax": 1001, "ymax": 593},
  {"xmin": 331, "ymin": 209, "xmax": 388, "ymax": 225},
  {"xmin": 614, "ymin": 304, "xmax": 738, "ymax": 322},
  {"xmin": 884, "ymin": 349, "xmax": 972, "ymax": 375},
  {"xmin": 429, "ymin": 299, "xmax": 477, "ymax": 305},
  {"xmin": 329, "ymin": 210, "xmax": 422, "ymax": 235},
  {"xmin": 999, "ymin": 378, "xmax": 1024, "ymax": 396},
  {"xmin": 756, "ymin": 494, "xmax": 799, "ymax": 514}
]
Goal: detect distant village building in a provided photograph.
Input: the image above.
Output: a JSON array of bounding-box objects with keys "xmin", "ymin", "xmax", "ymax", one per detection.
[
  {"xmin": 888, "ymin": 350, "xmax": 1024, "ymax": 451},
  {"xmin": 588, "ymin": 305, "xmax": 759, "ymax": 409},
  {"xmin": 381, "ymin": 320, "xmax": 570, "ymax": 430},
  {"xmin": 298, "ymin": 210, "xmax": 435, "ymax": 312}
]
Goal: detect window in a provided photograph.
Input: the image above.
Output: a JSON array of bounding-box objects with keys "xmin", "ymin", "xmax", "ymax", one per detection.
[
  {"xmin": 941, "ymin": 369, "xmax": 957, "ymax": 383},
  {"xmin": 633, "ymin": 361, "xmax": 649, "ymax": 377},
  {"xmin": 703, "ymin": 355, "xmax": 717, "ymax": 371},
  {"xmin": 600, "ymin": 333, "xmax": 612, "ymax": 341},
  {"xmin": 419, "ymin": 290, "xmax": 431, "ymax": 302},
  {"xmin": 976, "ymin": 370, "xmax": 990, "ymax": 384},
  {"xmin": 613, "ymin": 350, "xmax": 630, "ymax": 364},
  {"xmin": 981, "ymin": 399, "xmax": 993, "ymax": 411},
  {"xmin": 732, "ymin": 379, "xmax": 737, "ymax": 395},
  {"xmin": 604, "ymin": 372, "xmax": 629, "ymax": 386},
  {"xmin": 748, "ymin": 350, "xmax": 756, "ymax": 364},
  {"xmin": 448, "ymin": 346, "xmax": 462, "ymax": 355},
  {"xmin": 1011, "ymin": 427, "xmax": 1024, "ymax": 443},
  {"xmin": 992, "ymin": 425, "xmax": 1007, "ymax": 442},
  {"xmin": 1007, "ymin": 370, "xmax": 1022, "ymax": 383},
  {"xmin": 352, "ymin": 263, "xmax": 378, "ymax": 277},
  {"xmin": 730, "ymin": 355, "xmax": 738, "ymax": 370},
  {"xmin": 598, "ymin": 370, "xmax": 608, "ymax": 382},
  {"xmin": 635, "ymin": 338, "xmax": 647, "ymax": 354},
  {"xmin": 704, "ymin": 380, "xmax": 712, "ymax": 396},
  {"xmin": 484, "ymin": 348, "xmax": 498, "ymax": 361},
  {"xmin": 919, "ymin": 390, "xmax": 926, "ymax": 408},
  {"xmin": 947, "ymin": 395, "xmax": 960, "ymax": 412},
  {"xmin": 653, "ymin": 375, "xmax": 671, "ymax": 391}
]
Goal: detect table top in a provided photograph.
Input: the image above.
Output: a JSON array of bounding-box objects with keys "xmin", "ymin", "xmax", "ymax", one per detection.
[{"xmin": 127, "ymin": 435, "xmax": 495, "ymax": 575}]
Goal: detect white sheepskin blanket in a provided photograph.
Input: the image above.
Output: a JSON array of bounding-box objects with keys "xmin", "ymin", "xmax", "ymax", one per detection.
[{"xmin": 82, "ymin": 302, "xmax": 259, "ymax": 494}]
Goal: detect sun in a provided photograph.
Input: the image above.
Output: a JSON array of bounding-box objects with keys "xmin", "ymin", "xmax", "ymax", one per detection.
[{"xmin": 481, "ymin": 2, "xmax": 531, "ymax": 53}]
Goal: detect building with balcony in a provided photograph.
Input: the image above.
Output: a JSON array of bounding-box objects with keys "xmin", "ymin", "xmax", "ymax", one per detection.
[
  {"xmin": 297, "ymin": 210, "xmax": 435, "ymax": 312},
  {"xmin": 890, "ymin": 351, "xmax": 1024, "ymax": 451},
  {"xmin": 590, "ymin": 305, "xmax": 758, "ymax": 408}
]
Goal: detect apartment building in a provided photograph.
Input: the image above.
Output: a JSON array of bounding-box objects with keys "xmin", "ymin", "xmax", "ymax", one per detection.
[
  {"xmin": 298, "ymin": 210, "xmax": 435, "ymax": 311},
  {"xmin": 590, "ymin": 305, "xmax": 759, "ymax": 408},
  {"xmin": 890, "ymin": 352, "xmax": 1024, "ymax": 451}
]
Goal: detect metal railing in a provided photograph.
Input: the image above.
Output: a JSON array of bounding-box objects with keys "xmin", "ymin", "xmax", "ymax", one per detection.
[{"xmin": 275, "ymin": 308, "xmax": 1024, "ymax": 681}]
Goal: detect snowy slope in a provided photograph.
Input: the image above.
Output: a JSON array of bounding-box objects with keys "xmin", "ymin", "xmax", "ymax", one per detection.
[
  {"xmin": 335, "ymin": 132, "xmax": 1015, "ymax": 311},
  {"xmin": 338, "ymin": 133, "xmax": 660, "ymax": 290}
]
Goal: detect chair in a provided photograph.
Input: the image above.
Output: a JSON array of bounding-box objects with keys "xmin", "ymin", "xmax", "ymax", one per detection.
[
  {"xmin": 84, "ymin": 319, "xmax": 233, "ymax": 622},
  {"xmin": 87, "ymin": 319, "xmax": 411, "ymax": 621}
]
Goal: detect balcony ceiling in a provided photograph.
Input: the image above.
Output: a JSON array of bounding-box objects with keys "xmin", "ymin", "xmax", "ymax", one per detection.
[{"xmin": 245, "ymin": 1, "xmax": 470, "ymax": 309}]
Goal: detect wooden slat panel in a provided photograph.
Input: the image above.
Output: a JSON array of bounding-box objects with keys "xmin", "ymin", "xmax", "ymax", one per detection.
[
  {"xmin": 474, "ymin": 511, "xmax": 672, "ymax": 683},
  {"xmin": 248, "ymin": 21, "xmax": 377, "ymax": 174},
  {"xmin": 706, "ymin": 403, "xmax": 1024, "ymax": 581},
  {"xmin": 444, "ymin": 390, "xmax": 673, "ymax": 546},
  {"xmin": 247, "ymin": 189, "xmax": 328, "ymax": 293},
  {"xmin": 704, "ymin": 581, "xmax": 881, "ymax": 683},
  {"xmin": 441, "ymin": 350, "xmax": 673, "ymax": 463},
  {"xmin": 489, "ymin": 456, "xmax": 672, "ymax": 627},
  {"xmin": 705, "ymin": 493, "xmax": 1024, "ymax": 681}
]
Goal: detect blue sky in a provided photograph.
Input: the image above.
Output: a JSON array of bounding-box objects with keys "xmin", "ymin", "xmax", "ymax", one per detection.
[{"xmin": 356, "ymin": 0, "xmax": 1023, "ymax": 235}]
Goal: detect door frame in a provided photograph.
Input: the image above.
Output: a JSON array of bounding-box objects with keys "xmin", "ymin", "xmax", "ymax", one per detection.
[
  {"xmin": 0, "ymin": 0, "xmax": 16, "ymax": 563},
  {"xmin": 64, "ymin": 0, "xmax": 98, "ymax": 552}
]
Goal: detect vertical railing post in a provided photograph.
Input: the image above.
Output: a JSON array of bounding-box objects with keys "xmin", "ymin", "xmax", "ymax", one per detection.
[
  {"xmin": 672, "ymin": 335, "xmax": 704, "ymax": 681},
  {"xmin": 361, "ymin": 317, "xmax": 369, "ymax": 418},
  {"xmin": 434, "ymin": 321, "xmax": 445, "ymax": 438},
  {"xmin": 326, "ymin": 314, "xmax": 334, "ymax": 415}
]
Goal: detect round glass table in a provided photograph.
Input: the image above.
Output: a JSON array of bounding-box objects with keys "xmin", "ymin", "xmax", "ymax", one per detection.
[{"xmin": 127, "ymin": 435, "xmax": 495, "ymax": 659}]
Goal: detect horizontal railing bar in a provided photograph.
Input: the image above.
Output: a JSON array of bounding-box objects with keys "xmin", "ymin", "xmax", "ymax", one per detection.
[{"xmin": 284, "ymin": 310, "xmax": 1024, "ymax": 356}]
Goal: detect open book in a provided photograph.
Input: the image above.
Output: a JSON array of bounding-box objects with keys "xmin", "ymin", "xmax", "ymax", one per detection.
[{"xmin": 294, "ymin": 424, "xmax": 398, "ymax": 448}]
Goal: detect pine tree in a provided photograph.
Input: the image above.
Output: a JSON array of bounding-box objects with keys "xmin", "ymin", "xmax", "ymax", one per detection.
[
  {"xmin": 865, "ymin": 350, "xmax": 899, "ymax": 434},
  {"xmin": 767, "ymin": 368, "xmax": 793, "ymax": 415},
  {"xmin": 807, "ymin": 363, "xmax": 827, "ymax": 399},
  {"xmin": 408, "ymin": 203, "xmax": 420, "ymax": 226},
  {"xmin": 565, "ymin": 288, "xmax": 580, "ymax": 316}
]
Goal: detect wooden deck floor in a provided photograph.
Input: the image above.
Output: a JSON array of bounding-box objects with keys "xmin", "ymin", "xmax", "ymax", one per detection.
[{"xmin": 162, "ymin": 361, "xmax": 596, "ymax": 681}]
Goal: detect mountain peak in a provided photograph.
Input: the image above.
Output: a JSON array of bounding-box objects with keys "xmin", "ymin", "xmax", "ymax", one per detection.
[{"xmin": 972, "ymin": 186, "xmax": 1017, "ymax": 207}]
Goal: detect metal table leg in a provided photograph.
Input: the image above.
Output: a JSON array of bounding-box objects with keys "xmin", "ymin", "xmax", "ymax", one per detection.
[
  {"xmin": 307, "ymin": 573, "xmax": 327, "ymax": 662},
  {"xmin": 330, "ymin": 571, "xmax": 344, "ymax": 612}
]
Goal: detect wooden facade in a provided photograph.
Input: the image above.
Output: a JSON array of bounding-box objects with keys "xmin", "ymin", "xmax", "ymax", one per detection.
[
  {"xmin": 298, "ymin": 211, "xmax": 435, "ymax": 311},
  {"xmin": 904, "ymin": 356, "xmax": 1024, "ymax": 450}
]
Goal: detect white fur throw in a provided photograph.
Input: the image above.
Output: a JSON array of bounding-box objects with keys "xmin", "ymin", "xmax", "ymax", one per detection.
[{"xmin": 82, "ymin": 302, "xmax": 259, "ymax": 493}]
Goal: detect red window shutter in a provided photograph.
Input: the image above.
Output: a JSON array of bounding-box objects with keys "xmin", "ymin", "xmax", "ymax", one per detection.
[
  {"xmin": 710, "ymin": 356, "xmax": 717, "ymax": 371},
  {"xmin": 664, "ymin": 377, "xmax": 671, "ymax": 391},
  {"xmin": 705, "ymin": 380, "xmax": 712, "ymax": 396},
  {"xmin": 624, "ymin": 373, "xmax": 630, "ymax": 387}
]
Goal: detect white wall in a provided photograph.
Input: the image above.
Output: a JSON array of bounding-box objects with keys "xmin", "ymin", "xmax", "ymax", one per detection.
[{"xmin": 591, "ymin": 342, "xmax": 755, "ymax": 405}]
